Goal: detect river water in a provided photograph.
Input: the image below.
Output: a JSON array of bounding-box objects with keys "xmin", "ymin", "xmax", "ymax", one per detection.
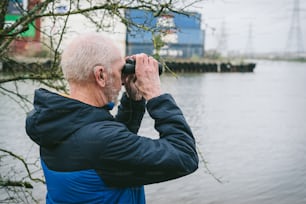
[{"xmin": 0, "ymin": 60, "xmax": 306, "ymax": 203}]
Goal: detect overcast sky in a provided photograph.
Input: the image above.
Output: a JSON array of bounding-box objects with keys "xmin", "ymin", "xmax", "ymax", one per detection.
[{"xmin": 192, "ymin": 0, "xmax": 306, "ymax": 54}]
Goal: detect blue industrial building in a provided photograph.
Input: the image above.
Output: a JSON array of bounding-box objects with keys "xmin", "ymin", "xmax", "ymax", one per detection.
[{"xmin": 125, "ymin": 9, "xmax": 205, "ymax": 58}]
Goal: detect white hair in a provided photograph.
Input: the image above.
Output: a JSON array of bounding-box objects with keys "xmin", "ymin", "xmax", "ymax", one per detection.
[{"xmin": 60, "ymin": 33, "xmax": 122, "ymax": 81}]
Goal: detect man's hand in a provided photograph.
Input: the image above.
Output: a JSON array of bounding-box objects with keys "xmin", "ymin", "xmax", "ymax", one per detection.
[
  {"xmin": 134, "ymin": 53, "xmax": 161, "ymax": 100},
  {"xmin": 123, "ymin": 74, "xmax": 143, "ymax": 101}
]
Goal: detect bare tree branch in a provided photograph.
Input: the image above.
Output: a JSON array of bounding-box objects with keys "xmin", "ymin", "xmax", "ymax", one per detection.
[
  {"xmin": 0, "ymin": 0, "xmax": 9, "ymax": 30},
  {"xmin": 0, "ymin": 179, "xmax": 33, "ymax": 189},
  {"xmin": 0, "ymin": 148, "xmax": 45, "ymax": 184},
  {"xmin": 0, "ymin": 0, "xmax": 52, "ymax": 37}
]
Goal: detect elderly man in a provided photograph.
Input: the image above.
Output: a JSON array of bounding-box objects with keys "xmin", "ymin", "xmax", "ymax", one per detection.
[{"xmin": 26, "ymin": 33, "xmax": 198, "ymax": 204}]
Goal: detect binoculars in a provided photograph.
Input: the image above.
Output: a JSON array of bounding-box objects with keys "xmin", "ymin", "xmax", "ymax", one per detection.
[{"xmin": 122, "ymin": 59, "xmax": 163, "ymax": 75}]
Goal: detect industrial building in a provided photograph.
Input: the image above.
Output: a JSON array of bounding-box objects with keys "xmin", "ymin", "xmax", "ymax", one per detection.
[{"xmin": 125, "ymin": 9, "xmax": 205, "ymax": 58}]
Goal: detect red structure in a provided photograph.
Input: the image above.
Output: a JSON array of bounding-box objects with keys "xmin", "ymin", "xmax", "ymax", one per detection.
[{"xmin": 8, "ymin": 0, "xmax": 41, "ymax": 55}]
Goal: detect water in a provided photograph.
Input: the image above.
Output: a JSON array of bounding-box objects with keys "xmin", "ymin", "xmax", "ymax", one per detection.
[{"xmin": 1, "ymin": 60, "xmax": 306, "ymax": 203}]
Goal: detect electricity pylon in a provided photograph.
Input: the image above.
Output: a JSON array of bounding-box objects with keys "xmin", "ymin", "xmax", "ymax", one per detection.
[
  {"xmin": 217, "ymin": 19, "xmax": 228, "ymax": 57},
  {"xmin": 286, "ymin": 0, "xmax": 304, "ymax": 55},
  {"xmin": 244, "ymin": 22, "xmax": 254, "ymax": 58}
]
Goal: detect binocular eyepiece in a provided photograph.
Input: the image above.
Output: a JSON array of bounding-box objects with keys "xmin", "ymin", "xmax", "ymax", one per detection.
[{"xmin": 122, "ymin": 59, "xmax": 163, "ymax": 75}]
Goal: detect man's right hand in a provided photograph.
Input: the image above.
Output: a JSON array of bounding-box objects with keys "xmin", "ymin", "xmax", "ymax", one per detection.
[{"xmin": 134, "ymin": 53, "xmax": 162, "ymax": 101}]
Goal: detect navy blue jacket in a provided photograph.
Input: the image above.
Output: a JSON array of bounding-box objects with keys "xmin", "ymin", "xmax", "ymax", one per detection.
[{"xmin": 26, "ymin": 88, "xmax": 198, "ymax": 204}]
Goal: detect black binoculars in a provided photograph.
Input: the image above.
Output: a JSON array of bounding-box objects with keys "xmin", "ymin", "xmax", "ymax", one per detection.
[{"xmin": 122, "ymin": 59, "xmax": 163, "ymax": 75}]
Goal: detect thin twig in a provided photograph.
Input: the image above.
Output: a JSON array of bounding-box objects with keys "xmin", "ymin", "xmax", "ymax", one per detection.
[
  {"xmin": 196, "ymin": 144, "xmax": 224, "ymax": 183},
  {"xmin": 0, "ymin": 148, "xmax": 45, "ymax": 184}
]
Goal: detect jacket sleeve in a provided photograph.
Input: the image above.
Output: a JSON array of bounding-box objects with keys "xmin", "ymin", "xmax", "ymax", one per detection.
[
  {"xmin": 115, "ymin": 92, "xmax": 146, "ymax": 133},
  {"xmin": 81, "ymin": 94, "xmax": 198, "ymax": 187}
]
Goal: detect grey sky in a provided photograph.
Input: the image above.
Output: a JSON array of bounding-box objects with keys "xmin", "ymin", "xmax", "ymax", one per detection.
[{"xmin": 193, "ymin": 0, "xmax": 306, "ymax": 53}]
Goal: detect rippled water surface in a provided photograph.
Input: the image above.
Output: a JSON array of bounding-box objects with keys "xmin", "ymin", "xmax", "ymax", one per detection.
[{"xmin": 1, "ymin": 60, "xmax": 306, "ymax": 203}]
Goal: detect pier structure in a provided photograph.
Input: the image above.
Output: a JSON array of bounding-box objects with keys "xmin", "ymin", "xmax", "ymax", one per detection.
[
  {"xmin": 164, "ymin": 61, "xmax": 256, "ymax": 73},
  {"xmin": 1, "ymin": 59, "xmax": 255, "ymax": 73}
]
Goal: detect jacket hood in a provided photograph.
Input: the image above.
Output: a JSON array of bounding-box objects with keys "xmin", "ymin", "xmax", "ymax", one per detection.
[{"xmin": 26, "ymin": 88, "xmax": 114, "ymax": 147}]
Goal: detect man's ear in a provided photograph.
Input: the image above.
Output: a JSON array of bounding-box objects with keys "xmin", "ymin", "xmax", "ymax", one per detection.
[{"xmin": 94, "ymin": 66, "xmax": 107, "ymax": 87}]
